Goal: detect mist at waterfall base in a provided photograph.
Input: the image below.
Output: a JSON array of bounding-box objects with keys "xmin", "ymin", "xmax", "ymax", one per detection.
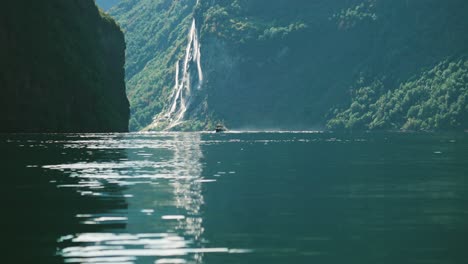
[{"xmin": 3, "ymin": 132, "xmax": 468, "ymax": 264}]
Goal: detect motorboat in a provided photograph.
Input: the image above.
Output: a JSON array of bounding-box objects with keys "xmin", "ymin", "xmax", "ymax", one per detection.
[{"xmin": 215, "ymin": 125, "xmax": 227, "ymax": 133}]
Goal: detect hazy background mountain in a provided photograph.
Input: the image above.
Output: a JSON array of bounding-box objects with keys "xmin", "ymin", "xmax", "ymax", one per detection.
[
  {"xmin": 95, "ymin": 0, "xmax": 120, "ymax": 11},
  {"xmin": 109, "ymin": 0, "xmax": 468, "ymax": 131}
]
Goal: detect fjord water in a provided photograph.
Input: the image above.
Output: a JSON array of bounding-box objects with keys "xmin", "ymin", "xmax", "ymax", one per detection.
[{"xmin": 3, "ymin": 132, "xmax": 468, "ymax": 264}]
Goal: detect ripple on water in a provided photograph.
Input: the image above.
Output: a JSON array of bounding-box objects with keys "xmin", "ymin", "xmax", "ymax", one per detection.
[
  {"xmin": 40, "ymin": 133, "xmax": 252, "ymax": 263},
  {"xmin": 4, "ymin": 132, "xmax": 467, "ymax": 264},
  {"xmin": 58, "ymin": 232, "xmax": 251, "ymax": 261}
]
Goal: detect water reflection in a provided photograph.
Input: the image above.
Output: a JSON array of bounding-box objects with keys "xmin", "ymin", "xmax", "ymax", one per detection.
[
  {"xmin": 2, "ymin": 134, "xmax": 130, "ymax": 264},
  {"xmin": 169, "ymin": 133, "xmax": 205, "ymax": 261},
  {"xmin": 40, "ymin": 133, "xmax": 241, "ymax": 264},
  {"xmin": 3, "ymin": 132, "xmax": 467, "ymax": 264}
]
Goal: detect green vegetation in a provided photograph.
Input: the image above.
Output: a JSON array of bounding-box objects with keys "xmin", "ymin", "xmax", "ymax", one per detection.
[
  {"xmin": 109, "ymin": 0, "xmax": 468, "ymax": 131},
  {"xmin": 328, "ymin": 58, "xmax": 468, "ymax": 131},
  {"xmin": 110, "ymin": 0, "xmax": 196, "ymax": 130},
  {"xmin": 332, "ymin": 0, "xmax": 378, "ymax": 29},
  {"xmin": 0, "ymin": 0, "xmax": 129, "ymax": 132}
]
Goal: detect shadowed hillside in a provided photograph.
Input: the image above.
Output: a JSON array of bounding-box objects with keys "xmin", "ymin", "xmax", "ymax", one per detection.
[{"xmin": 0, "ymin": 0, "xmax": 129, "ymax": 132}]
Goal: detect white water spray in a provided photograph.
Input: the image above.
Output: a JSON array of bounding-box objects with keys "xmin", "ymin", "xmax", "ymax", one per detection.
[{"xmin": 155, "ymin": 18, "xmax": 204, "ymax": 130}]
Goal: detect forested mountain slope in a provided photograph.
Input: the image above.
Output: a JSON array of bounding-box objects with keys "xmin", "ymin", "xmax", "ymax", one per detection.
[
  {"xmin": 111, "ymin": 0, "xmax": 467, "ymax": 131},
  {"xmin": 0, "ymin": 0, "xmax": 129, "ymax": 132}
]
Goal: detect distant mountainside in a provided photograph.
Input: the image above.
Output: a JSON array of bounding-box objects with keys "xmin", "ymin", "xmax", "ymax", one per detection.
[
  {"xmin": 0, "ymin": 0, "xmax": 129, "ymax": 132},
  {"xmin": 110, "ymin": 0, "xmax": 467, "ymax": 131},
  {"xmin": 95, "ymin": 0, "xmax": 120, "ymax": 11}
]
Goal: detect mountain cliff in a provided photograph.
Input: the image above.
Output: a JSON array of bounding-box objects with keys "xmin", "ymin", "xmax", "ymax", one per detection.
[
  {"xmin": 110, "ymin": 0, "xmax": 467, "ymax": 131},
  {"xmin": 0, "ymin": 0, "xmax": 129, "ymax": 132}
]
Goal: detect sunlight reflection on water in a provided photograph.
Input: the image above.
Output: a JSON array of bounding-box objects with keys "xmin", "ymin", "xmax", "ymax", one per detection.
[
  {"xmin": 4, "ymin": 131, "xmax": 464, "ymax": 264},
  {"xmin": 42, "ymin": 133, "xmax": 250, "ymax": 264}
]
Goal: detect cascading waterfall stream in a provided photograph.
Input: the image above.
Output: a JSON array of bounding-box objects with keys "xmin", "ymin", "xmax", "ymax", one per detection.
[{"xmin": 153, "ymin": 17, "xmax": 203, "ymax": 130}]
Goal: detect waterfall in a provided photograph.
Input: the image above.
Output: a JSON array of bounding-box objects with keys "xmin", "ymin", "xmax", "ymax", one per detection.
[{"xmin": 154, "ymin": 17, "xmax": 203, "ymax": 130}]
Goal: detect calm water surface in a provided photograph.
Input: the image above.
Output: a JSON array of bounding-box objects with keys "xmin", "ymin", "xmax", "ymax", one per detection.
[{"xmin": 2, "ymin": 132, "xmax": 468, "ymax": 264}]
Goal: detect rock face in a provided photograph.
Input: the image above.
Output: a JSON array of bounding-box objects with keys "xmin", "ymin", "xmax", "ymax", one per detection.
[
  {"xmin": 111, "ymin": 0, "xmax": 468, "ymax": 131},
  {"xmin": 0, "ymin": 0, "xmax": 129, "ymax": 133}
]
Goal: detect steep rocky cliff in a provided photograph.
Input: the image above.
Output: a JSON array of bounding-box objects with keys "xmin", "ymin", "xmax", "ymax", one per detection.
[
  {"xmin": 111, "ymin": 0, "xmax": 467, "ymax": 131},
  {"xmin": 0, "ymin": 0, "xmax": 129, "ymax": 132}
]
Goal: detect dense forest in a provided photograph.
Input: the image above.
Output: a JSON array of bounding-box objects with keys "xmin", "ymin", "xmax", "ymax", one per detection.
[
  {"xmin": 0, "ymin": 0, "xmax": 129, "ymax": 132},
  {"xmin": 109, "ymin": 0, "xmax": 467, "ymax": 131}
]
